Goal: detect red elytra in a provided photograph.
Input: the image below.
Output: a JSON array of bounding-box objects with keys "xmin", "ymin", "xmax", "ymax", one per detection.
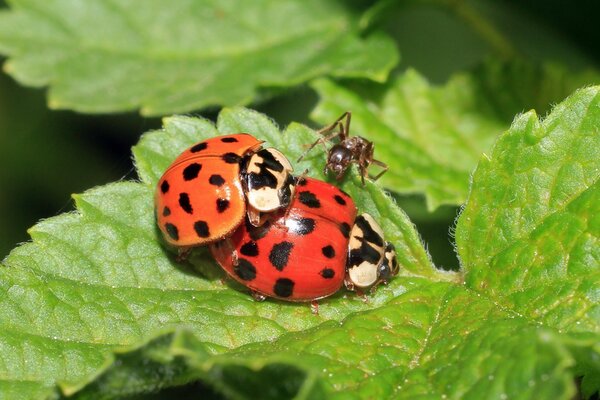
[
  {"xmin": 155, "ymin": 134, "xmax": 263, "ymax": 247},
  {"xmin": 210, "ymin": 177, "xmax": 357, "ymax": 301}
]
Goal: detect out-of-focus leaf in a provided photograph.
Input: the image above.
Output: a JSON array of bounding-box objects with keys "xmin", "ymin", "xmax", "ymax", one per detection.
[
  {"xmin": 311, "ymin": 61, "xmax": 599, "ymax": 210},
  {"xmin": 0, "ymin": 0, "xmax": 398, "ymax": 115}
]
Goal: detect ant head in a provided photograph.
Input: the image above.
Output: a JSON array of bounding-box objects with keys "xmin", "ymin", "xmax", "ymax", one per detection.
[{"xmin": 327, "ymin": 144, "xmax": 352, "ymax": 179}]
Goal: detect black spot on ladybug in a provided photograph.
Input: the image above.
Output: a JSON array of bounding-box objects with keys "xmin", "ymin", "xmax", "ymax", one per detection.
[
  {"xmin": 322, "ymin": 245, "xmax": 335, "ymax": 258},
  {"xmin": 165, "ymin": 223, "xmax": 179, "ymax": 241},
  {"xmin": 334, "ymin": 194, "xmax": 346, "ymax": 206},
  {"xmin": 240, "ymin": 241, "xmax": 259, "ymax": 257},
  {"xmin": 273, "ymin": 278, "xmax": 294, "ymax": 298},
  {"xmin": 160, "ymin": 180, "xmax": 169, "ymax": 194},
  {"xmin": 235, "ymin": 258, "xmax": 257, "ymax": 281},
  {"xmin": 290, "ymin": 217, "xmax": 315, "ymax": 235},
  {"xmin": 269, "ymin": 241, "xmax": 294, "ymax": 271},
  {"xmin": 349, "ymin": 241, "xmax": 381, "ymax": 267},
  {"xmin": 162, "ymin": 206, "xmax": 171, "ymax": 217},
  {"xmin": 339, "ymin": 222, "xmax": 351, "ymax": 238},
  {"xmin": 246, "ymin": 219, "xmax": 272, "ymax": 241},
  {"xmin": 356, "ymin": 215, "xmax": 384, "ymax": 247},
  {"xmin": 222, "ymin": 152, "xmax": 242, "ymax": 164},
  {"xmin": 320, "ymin": 268, "xmax": 335, "ymax": 279},
  {"xmin": 194, "ymin": 220, "xmax": 210, "ymax": 238},
  {"xmin": 221, "ymin": 137, "xmax": 239, "ymax": 143},
  {"xmin": 299, "ymin": 191, "xmax": 321, "ymax": 208},
  {"xmin": 178, "ymin": 192, "xmax": 193, "ymax": 214},
  {"xmin": 190, "ymin": 142, "xmax": 208, "ymax": 153},
  {"xmin": 216, "ymin": 198, "xmax": 230, "ymax": 213},
  {"xmin": 183, "ymin": 163, "xmax": 202, "ymax": 181},
  {"xmin": 209, "ymin": 174, "xmax": 225, "ymax": 186}
]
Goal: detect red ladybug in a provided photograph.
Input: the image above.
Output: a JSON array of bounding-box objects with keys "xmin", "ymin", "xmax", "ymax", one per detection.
[
  {"xmin": 155, "ymin": 134, "xmax": 295, "ymax": 254},
  {"xmin": 211, "ymin": 177, "xmax": 399, "ymax": 302}
]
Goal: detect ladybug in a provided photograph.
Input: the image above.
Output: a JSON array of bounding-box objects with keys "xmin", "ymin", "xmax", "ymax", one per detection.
[
  {"xmin": 155, "ymin": 134, "xmax": 295, "ymax": 253},
  {"xmin": 210, "ymin": 177, "xmax": 399, "ymax": 302},
  {"xmin": 298, "ymin": 112, "xmax": 388, "ymax": 185}
]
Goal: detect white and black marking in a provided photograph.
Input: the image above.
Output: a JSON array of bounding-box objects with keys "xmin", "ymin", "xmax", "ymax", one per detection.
[
  {"xmin": 355, "ymin": 214, "xmax": 384, "ymax": 247},
  {"xmin": 269, "ymin": 241, "xmax": 294, "ymax": 271},
  {"xmin": 245, "ymin": 148, "xmax": 295, "ymax": 212},
  {"xmin": 345, "ymin": 213, "xmax": 387, "ymax": 289}
]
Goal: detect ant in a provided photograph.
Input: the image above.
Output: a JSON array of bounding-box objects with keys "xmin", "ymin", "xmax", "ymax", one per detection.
[{"xmin": 297, "ymin": 112, "xmax": 388, "ymax": 185}]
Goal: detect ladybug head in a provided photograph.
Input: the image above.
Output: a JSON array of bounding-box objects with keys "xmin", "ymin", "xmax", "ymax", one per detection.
[{"xmin": 376, "ymin": 242, "xmax": 399, "ymax": 283}]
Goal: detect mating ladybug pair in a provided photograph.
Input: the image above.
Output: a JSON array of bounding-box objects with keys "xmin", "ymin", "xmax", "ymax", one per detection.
[{"xmin": 155, "ymin": 113, "xmax": 398, "ymax": 303}]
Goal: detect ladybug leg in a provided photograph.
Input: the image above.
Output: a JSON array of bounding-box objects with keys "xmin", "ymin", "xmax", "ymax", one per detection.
[
  {"xmin": 356, "ymin": 289, "xmax": 369, "ymax": 303},
  {"xmin": 297, "ymin": 112, "xmax": 349, "ymax": 164},
  {"xmin": 369, "ymin": 159, "xmax": 389, "ymax": 181},
  {"xmin": 251, "ymin": 291, "xmax": 267, "ymax": 302},
  {"xmin": 220, "ymin": 237, "xmax": 239, "ymax": 266},
  {"xmin": 247, "ymin": 205, "xmax": 262, "ymax": 227},
  {"xmin": 176, "ymin": 247, "xmax": 192, "ymax": 262},
  {"xmin": 310, "ymin": 300, "xmax": 319, "ymax": 315}
]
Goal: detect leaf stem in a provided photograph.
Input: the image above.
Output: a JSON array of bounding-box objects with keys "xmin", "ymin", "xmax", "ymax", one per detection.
[{"xmin": 443, "ymin": 0, "xmax": 518, "ymax": 59}]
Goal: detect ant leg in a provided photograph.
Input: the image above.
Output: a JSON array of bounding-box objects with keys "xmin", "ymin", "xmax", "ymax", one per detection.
[
  {"xmin": 297, "ymin": 128, "xmax": 343, "ymax": 163},
  {"xmin": 370, "ymin": 159, "xmax": 389, "ymax": 181},
  {"xmin": 315, "ymin": 111, "xmax": 350, "ymax": 137},
  {"xmin": 342, "ymin": 111, "xmax": 352, "ymax": 137}
]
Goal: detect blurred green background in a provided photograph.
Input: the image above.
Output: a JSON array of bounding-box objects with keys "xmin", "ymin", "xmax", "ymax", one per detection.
[{"xmin": 0, "ymin": 0, "xmax": 598, "ymax": 269}]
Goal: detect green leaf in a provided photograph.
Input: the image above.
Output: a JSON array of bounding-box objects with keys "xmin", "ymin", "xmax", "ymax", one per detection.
[
  {"xmin": 456, "ymin": 86, "xmax": 600, "ymax": 333},
  {"xmin": 0, "ymin": 107, "xmax": 448, "ymax": 399},
  {"xmin": 311, "ymin": 60, "xmax": 599, "ymax": 210},
  {"xmin": 0, "ymin": 0, "xmax": 398, "ymax": 116},
  {"xmin": 2, "ymin": 101, "xmax": 597, "ymax": 398},
  {"xmin": 72, "ymin": 281, "xmax": 593, "ymax": 400}
]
